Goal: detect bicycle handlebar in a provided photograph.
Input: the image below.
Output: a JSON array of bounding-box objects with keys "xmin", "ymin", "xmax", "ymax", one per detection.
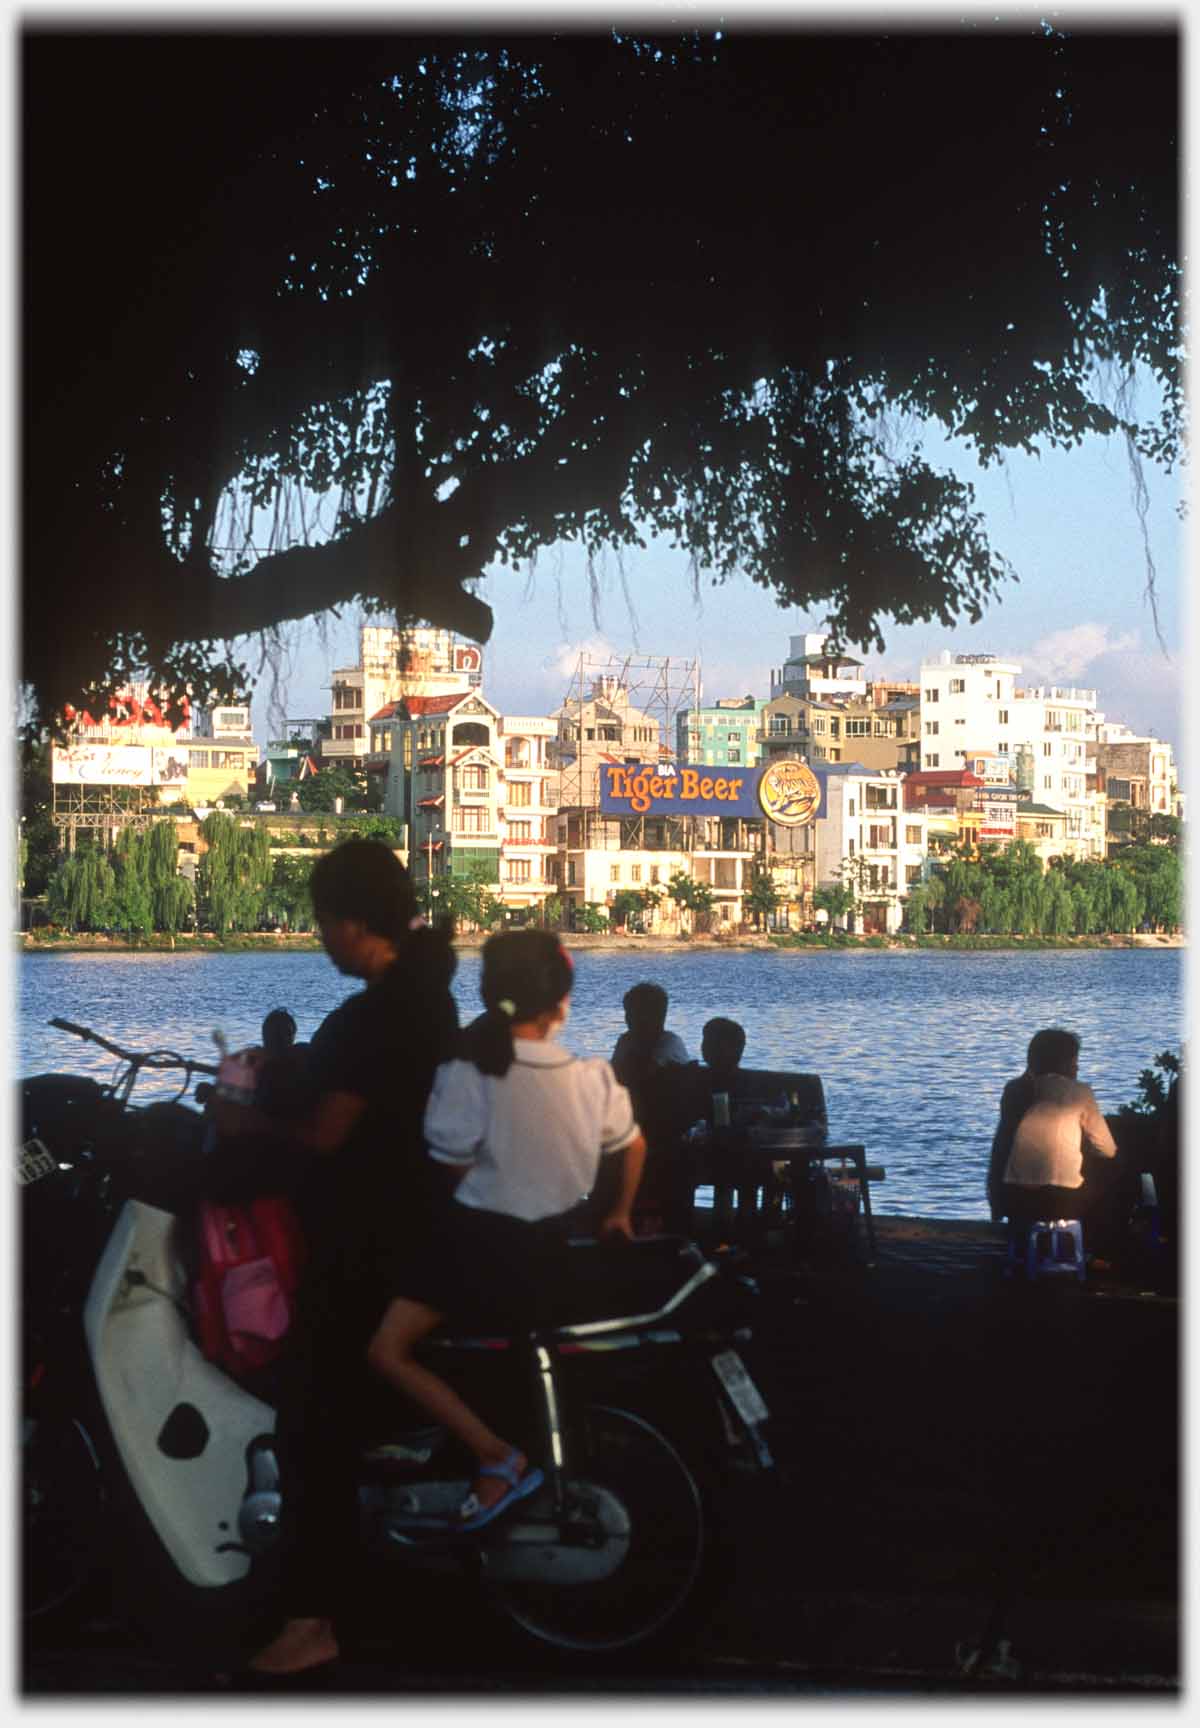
[{"xmin": 48, "ymin": 1017, "xmax": 218, "ymax": 1079}]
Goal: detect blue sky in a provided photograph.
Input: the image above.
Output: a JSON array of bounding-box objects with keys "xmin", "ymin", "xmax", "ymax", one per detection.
[{"xmin": 256, "ymin": 418, "xmax": 1188, "ymax": 783}]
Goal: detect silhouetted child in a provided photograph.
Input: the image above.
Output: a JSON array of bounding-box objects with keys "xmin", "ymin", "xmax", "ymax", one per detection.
[{"xmin": 366, "ymin": 932, "xmax": 647, "ymax": 1531}]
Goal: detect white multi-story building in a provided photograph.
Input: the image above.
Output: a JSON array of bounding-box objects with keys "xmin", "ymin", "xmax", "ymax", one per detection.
[
  {"xmin": 327, "ymin": 624, "xmax": 481, "ymax": 766},
  {"xmin": 814, "ymin": 769, "xmax": 929, "ymax": 934},
  {"xmin": 380, "ymin": 690, "xmax": 558, "ymax": 916},
  {"xmin": 919, "ymin": 651, "xmax": 1104, "ymax": 859},
  {"xmin": 498, "ymin": 715, "xmax": 559, "ymax": 907}
]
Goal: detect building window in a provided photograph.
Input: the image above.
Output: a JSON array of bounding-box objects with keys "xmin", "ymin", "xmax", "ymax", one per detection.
[
  {"xmin": 460, "ymin": 764, "xmax": 488, "ymax": 791},
  {"xmin": 650, "ymin": 865, "xmax": 660, "ymax": 885},
  {"xmin": 949, "ymin": 678, "xmax": 966, "ymax": 694},
  {"xmin": 507, "ymin": 820, "xmax": 532, "ymax": 842},
  {"xmin": 924, "ymin": 688, "xmax": 939, "ymax": 702},
  {"xmin": 566, "ymin": 861, "xmax": 576, "ymax": 886},
  {"xmin": 924, "ymin": 721, "xmax": 939, "ymax": 736},
  {"xmin": 906, "ymin": 825, "xmax": 922, "ymax": 844},
  {"xmin": 906, "ymin": 864, "xmax": 922, "ymax": 884},
  {"xmin": 928, "ymin": 754, "xmax": 939, "ymax": 767},
  {"xmin": 507, "ymin": 858, "xmax": 531, "ymax": 883},
  {"xmin": 609, "ymin": 864, "xmax": 621, "ymax": 883},
  {"xmin": 848, "ymin": 798, "xmax": 855, "ymax": 816},
  {"xmin": 454, "ymin": 806, "xmax": 489, "ymax": 834},
  {"xmin": 998, "ymin": 709, "xmax": 1009, "ymax": 724},
  {"xmin": 631, "ymin": 865, "xmax": 642, "ymax": 883},
  {"xmin": 846, "ymin": 719, "xmax": 870, "ymax": 736},
  {"xmin": 998, "ymin": 741, "xmax": 1008, "ymax": 754},
  {"xmin": 507, "ymin": 781, "xmax": 532, "ymax": 807},
  {"xmin": 1044, "ymin": 776, "xmax": 1053, "ymax": 790}
]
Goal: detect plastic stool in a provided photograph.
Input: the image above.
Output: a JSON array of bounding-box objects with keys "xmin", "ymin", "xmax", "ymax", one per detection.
[{"xmin": 1022, "ymin": 1218, "xmax": 1086, "ymax": 1283}]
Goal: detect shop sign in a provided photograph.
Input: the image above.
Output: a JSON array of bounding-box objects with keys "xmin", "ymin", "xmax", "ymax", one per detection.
[{"xmin": 978, "ymin": 798, "xmax": 1017, "ymax": 842}]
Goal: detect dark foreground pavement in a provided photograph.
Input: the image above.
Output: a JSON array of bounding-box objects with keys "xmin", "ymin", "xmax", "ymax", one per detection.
[{"xmin": 20, "ymin": 1216, "xmax": 1179, "ymax": 1698}]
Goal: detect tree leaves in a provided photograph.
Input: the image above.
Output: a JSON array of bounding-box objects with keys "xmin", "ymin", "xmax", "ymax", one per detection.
[{"xmin": 23, "ymin": 25, "xmax": 1181, "ymax": 730}]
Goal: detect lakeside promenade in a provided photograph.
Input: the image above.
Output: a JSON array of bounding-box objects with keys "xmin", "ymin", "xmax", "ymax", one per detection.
[{"xmin": 23, "ymin": 1214, "xmax": 1178, "ymax": 1695}]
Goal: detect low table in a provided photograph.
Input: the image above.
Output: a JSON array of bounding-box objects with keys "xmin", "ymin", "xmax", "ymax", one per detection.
[{"xmin": 695, "ymin": 1125, "xmax": 880, "ymax": 1263}]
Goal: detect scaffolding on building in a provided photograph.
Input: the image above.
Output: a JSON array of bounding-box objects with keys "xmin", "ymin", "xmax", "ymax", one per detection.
[
  {"xmin": 51, "ymin": 783, "xmax": 171, "ymax": 852},
  {"xmin": 556, "ymin": 650, "xmax": 701, "ymax": 852}
]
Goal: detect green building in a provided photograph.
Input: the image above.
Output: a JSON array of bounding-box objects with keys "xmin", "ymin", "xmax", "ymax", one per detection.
[{"xmin": 675, "ymin": 695, "xmax": 767, "ymax": 769}]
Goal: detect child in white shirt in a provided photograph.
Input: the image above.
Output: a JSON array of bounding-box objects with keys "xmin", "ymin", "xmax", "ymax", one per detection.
[{"xmin": 366, "ymin": 931, "xmax": 646, "ymax": 1530}]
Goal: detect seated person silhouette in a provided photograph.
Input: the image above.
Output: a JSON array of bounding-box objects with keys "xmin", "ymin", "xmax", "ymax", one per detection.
[
  {"xmin": 638, "ymin": 1018, "xmax": 751, "ymax": 1240},
  {"xmin": 611, "ymin": 981, "xmax": 689, "ymax": 1099},
  {"xmin": 592, "ymin": 983, "xmax": 688, "ymax": 1234},
  {"xmin": 991, "ymin": 1026, "xmax": 1135, "ymax": 1259}
]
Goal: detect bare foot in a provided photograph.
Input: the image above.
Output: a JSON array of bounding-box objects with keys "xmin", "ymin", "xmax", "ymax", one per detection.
[{"xmin": 249, "ymin": 1616, "xmax": 340, "ymax": 1674}]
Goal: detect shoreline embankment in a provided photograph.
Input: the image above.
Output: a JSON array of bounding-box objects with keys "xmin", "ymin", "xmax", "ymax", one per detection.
[{"xmin": 16, "ymin": 930, "xmax": 1185, "ymax": 956}]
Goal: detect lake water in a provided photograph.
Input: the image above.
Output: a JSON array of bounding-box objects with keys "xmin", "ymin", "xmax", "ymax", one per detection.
[{"xmin": 17, "ymin": 946, "xmax": 1185, "ymax": 1220}]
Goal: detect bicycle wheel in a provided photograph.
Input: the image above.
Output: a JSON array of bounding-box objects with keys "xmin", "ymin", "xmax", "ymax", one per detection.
[{"xmin": 484, "ymin": 1402, "xmax": 705, "ymax": 1655}]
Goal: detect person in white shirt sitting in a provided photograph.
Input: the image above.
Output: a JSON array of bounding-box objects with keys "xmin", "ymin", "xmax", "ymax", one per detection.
[
  {"xmin": 996, "ymin": 1027, "xmax": 1133, "ymax": 1256},
  {"xmin": 366, "ymin": 931, "xmax": 646, "ymax": 1531}
]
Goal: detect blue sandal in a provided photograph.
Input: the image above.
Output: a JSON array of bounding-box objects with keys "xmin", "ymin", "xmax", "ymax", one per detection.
[{"xmin": 458, "ymin": 1449, "xmax": 545, "ymax": 1532}]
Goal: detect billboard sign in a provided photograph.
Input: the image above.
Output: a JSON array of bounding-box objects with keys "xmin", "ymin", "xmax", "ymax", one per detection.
[
  {"xmin": 968, "ymin": 754, "xmax": 1015, "ymax": 786},
  {"xmin": 52, "ymin": 745, "xmax": 154, "ymax": 786},
  {"xmin": 978, "ymin": 798, "xmax": 1017, "ymax": 843},
  {"xmin": 599, "ymin": 759, "xmax": 824, "ymax": 823},
  {"xmin": 454, "ymin": 645, "xmax": 483, "ymax": 686},
  {"xmin": 757, "ymin": 759, "xmax": 822, "ymax": 827},
  {"xmin": 211, "ymin": 707, "xmax": 251, "ymax": 737},
  {"xmin": 153, "ymin": 749, "xmax": 189, "ymax": 787}
]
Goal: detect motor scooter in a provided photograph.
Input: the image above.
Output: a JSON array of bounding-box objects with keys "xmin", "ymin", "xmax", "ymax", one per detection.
[{"xmin": 22, "ymin": 1021, "xmax": 776, "ymax": 1661}]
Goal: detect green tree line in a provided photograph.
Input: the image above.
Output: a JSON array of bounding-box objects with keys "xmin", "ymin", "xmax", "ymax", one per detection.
[
  {"xmin": 45, "ymin": 815, "xmax": 325, "ymax": 937},
  {"xmin": 903, "ymin": 840, "xmax": 1182, "ymax": 937}
]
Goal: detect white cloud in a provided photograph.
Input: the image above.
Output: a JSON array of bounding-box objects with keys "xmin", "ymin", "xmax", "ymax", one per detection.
[
  {"xmin": 546, "ymin": 636, "xmax": 621, "ymax": 681},
  {"xmin": 1020, "ymin": 623, "xmax": 1141, "ymax": 684}
]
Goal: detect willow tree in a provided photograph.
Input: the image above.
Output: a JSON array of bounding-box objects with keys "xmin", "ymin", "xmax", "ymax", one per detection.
[
  {"xmin": 111, "ymin": 827, "xmax": 155, "ymax": 936},
  {"xmin": 47, "ymin": 846, "xmax": 116, "ymax": 933},
  {"xmin": 145, "ymin": 820, "xmax": 194, "ymax": 934},
  {"xmin": 22, "ymin": 24, "xmax": 1181, "ymax": 732},
  {"xmin": 197, "ymin": 813, "xmax": 273, "ymax": 936}
]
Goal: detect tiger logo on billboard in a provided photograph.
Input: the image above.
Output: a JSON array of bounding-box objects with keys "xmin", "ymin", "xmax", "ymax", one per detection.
[{"xmin": 757, "ymin": 759, "xmax": 821, "ymax": 826}]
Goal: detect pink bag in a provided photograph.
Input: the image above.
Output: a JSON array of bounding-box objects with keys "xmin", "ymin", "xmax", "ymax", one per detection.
[{"xmin": 192, "ymin": 1196, "xmax": 306, "ymax": 1380}]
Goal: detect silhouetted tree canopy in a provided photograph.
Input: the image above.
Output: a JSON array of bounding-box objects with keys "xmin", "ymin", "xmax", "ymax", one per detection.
[{"xmin": 22, "ymin": 22, "xmax": 1181, "ymax": 731}]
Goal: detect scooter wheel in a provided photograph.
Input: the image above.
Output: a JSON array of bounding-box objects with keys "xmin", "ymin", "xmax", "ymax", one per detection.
[{"xmin": 485, "ymin": 1402, "xmax": 705, "ymax": 1655}]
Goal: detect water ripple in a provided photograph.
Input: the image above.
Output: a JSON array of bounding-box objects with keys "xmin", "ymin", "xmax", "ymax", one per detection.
[{"xmin": 18, "ymin": 946, "xmax": 1184, "ymax": 1221}]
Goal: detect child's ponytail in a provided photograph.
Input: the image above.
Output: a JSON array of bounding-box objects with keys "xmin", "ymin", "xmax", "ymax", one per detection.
[{"xmin": 462, "ymin": 931, "xmax": 574, "ymax": 1078}]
